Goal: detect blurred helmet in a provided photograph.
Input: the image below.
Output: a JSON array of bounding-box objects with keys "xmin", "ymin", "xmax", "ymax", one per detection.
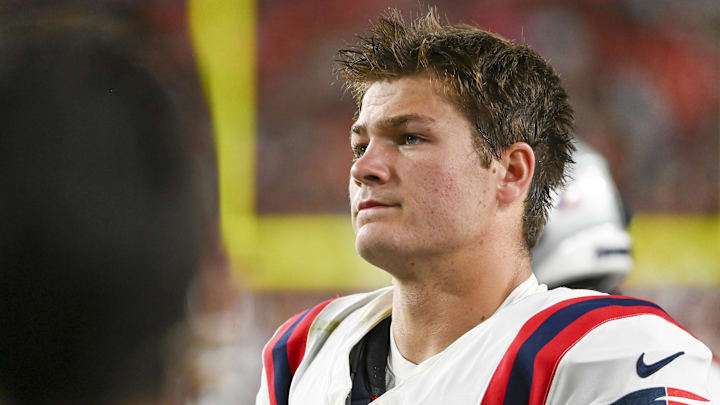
[{"xmin": 531, "ymin": 140, "xmax": 632, "ymax": 292}]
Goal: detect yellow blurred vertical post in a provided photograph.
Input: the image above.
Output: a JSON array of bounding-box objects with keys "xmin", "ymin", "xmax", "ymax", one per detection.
[{"xmin": 188, "ymin": 0, "xmax": 257, "ymax": 280}]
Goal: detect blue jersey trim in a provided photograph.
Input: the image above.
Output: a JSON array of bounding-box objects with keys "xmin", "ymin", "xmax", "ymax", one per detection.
[
  {"xmin": 271, "ymin": 307, "xmax": 312, "ymax": 405},
  {"xmin": 610, "ymin": 387, "xmax": 667, "ymax": 404},
  {"xmin": 504, "ymin": 297, "xmax": 663, "ymax": 404}
]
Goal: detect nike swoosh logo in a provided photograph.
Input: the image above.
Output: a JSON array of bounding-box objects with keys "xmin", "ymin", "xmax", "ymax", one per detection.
[{"xmin": 636, "ymin": 351, "xmax": 684, "ymax": 378}]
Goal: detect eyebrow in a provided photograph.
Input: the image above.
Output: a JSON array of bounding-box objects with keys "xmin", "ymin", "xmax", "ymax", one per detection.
[{"xmin": 351, "ymin": 113, "xmax": 436, "ymax": 135}]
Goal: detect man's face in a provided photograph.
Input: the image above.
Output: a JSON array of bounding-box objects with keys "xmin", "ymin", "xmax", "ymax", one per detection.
[{"xmin": 349, "ymin": 76, "xmax": 497, "ymax": 271}]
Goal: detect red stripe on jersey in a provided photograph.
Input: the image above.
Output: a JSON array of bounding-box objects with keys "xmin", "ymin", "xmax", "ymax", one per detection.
[
  {"xmin": 481, "ymin": 295, "xmax": 691, "ymax": 405},
  {"xmin": 666, "ymin": 387, "xmax": 709, "ymax": 402},
  {"xmin": 480, "ymin": 295, "xmax": 602, "ymax": 405},
  {"xmin": 263, "ymin": 312, "xmax": 303, "ymax": 405},
  {"xmin": 286, "ymin": 298, "xmax": 336, "ymax": 374},
  {"xmin": 529, "ymin": 305, "xmax": 675, "ymax": 405},
  {"xmin": 263, "ymin": 311, "xmax": 305, "ymax": 405},
  {"xmin": 262, "ymin": 297, "xmax": 339, "ymax": 405}
]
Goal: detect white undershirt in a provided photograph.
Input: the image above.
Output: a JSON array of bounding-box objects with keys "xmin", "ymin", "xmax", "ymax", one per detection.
[
  {"xmin": 385, "ymin": 274, "xmax": 545, "ymax": 390},
  {"xmin": 386, "ymin": 322, "xmax": 418, "ymax": 389}
]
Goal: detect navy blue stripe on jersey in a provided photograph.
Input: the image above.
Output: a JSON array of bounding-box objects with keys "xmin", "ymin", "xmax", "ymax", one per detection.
[
  {"xmin": 503, "ymin": 297, "xmax": 664, "ymax": 404},
  {"xmin": 609, "ymin": 387, "xmax": 666, "ymax": 404},
  {"xmin": 271, "ymin": 307, "xmax": 312, "ymax": 405}
]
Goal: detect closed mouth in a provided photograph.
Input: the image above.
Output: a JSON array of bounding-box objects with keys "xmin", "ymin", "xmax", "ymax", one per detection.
[{"xmin": 357, "ymin": 200, "xmax": 397, "ymax": 212}]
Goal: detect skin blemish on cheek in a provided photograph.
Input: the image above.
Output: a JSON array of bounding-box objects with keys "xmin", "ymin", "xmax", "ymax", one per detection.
[{"xmin": 441, "ymin": 176, "xmax": 458, "ymax": 198}]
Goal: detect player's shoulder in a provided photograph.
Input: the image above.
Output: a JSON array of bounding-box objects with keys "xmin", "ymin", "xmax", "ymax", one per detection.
[
  {"xmin": 538, "ymin": 291, "xmax": 713, "ymax": 404},
  {"xmin": 544, "ymin": 289, "xmax": 697, "ymax": 338},
  {"xmin": 271, "ymin": 286, "xmax": 392, "ymax": 339},
  {"xmin": 485, "ymin": 288, "xmax": 714, "ymax": 404},
  {"xmin": 525, "ymin": 288, "xmax": 705, "ymax": 355},
  {"xmin": 261, "ymin": 287, "xmax": 392, "ymax": 371},
  {"xmin": 258, "ymin": 287, "xmax": 391, "ymax": 404},
  {"xmin": 523, "ymin": 286, "xmax": 685, "ymax": 328}
]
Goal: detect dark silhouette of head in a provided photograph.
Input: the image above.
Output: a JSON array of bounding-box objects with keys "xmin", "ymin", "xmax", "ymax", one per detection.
[{"xmin": 0, "ymin": 32, "xmax": 202, "ymax": 404}]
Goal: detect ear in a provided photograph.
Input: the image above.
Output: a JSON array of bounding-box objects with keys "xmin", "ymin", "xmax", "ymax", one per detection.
[{"xmin": 496, "ymin": 142, "xmax": 535, "ymax": 206}]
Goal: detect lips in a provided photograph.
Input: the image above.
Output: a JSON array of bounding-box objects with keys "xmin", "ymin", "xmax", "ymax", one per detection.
[{"xmin": 357, "ymin": 199, "xmax": 397, "ymax": 212}]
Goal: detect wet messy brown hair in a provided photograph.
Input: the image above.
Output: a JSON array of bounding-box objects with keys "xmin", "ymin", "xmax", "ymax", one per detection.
[{"xmin": 335, "ymin": 8, "xmax": 575, "ymax": 249}]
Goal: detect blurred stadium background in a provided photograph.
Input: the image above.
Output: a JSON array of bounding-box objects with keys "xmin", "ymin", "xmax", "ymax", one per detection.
[{"xmin": 3, "ymin": 0, "xmax": 718, "ymax": 403}]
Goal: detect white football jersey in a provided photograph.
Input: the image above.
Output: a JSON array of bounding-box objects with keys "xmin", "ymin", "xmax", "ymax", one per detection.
[{"xmin": 256, "ymin": 277, "xmax": 714, "ymax": 404}]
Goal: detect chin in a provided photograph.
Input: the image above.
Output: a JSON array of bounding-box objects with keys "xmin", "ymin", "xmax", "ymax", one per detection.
[{"xmin": 355, "ymin": 227, "xmax": 407, "ymax": 270}]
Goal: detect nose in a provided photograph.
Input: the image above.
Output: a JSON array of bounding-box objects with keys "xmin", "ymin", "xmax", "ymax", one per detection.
[{"xmin": 350, "ymin": 141, "xmax": 391, "ymax": 187}]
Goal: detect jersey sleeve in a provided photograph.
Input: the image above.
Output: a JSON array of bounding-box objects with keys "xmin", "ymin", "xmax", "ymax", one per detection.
[
  {"xmin": 480, "ymin": 295, "xmax": 714, "ymax": 405},
  {"xmin": 544, "ymin": 301, "xmax": 714, "ymax": 404},
  {"xmin": 255, "ymin": 298, "xmax": 337, "ymax": 405}
]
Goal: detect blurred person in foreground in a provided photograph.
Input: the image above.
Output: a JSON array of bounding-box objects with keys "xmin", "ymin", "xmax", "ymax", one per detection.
[
  {"xmin": 255, "ymin": 9, "xmax": 715, "ymax": 404},
  {"xmin": 532, "ymin": 139, "xmax": 720, "ymax": 402},
  {"xmin": 0, "ymin": 33, "xmax": 202, "ymax": 404}
]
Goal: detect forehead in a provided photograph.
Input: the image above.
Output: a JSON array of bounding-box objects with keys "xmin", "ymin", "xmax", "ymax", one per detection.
[{"xmin": 354, "ymin": 76, "xmax": 466, "ymax": 130}]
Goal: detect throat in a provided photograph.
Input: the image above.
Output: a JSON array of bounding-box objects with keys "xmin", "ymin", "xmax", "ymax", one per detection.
[{"xmin": 389, "ymin": 267, "xmax": 532, "ymax": 364}]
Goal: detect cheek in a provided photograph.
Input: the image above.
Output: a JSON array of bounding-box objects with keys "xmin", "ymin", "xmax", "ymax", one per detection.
[
  {"xmin": 410, "ymin": 160, "xmax": 488, "ymax": 229},
  {"xmin": 422, "ymin": 160, "xmax": 471, "ymax": 201},
  {"xmin": 410, "ymin": 162, "xmax": 465, "ymax": 215}
]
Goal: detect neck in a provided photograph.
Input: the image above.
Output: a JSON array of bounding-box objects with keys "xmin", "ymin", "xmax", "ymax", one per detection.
[{"xmin": 389, "ymin": 246, "xmax": 531, "ymax": 364}]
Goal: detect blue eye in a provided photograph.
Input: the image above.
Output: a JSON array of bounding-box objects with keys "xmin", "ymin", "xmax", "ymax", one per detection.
[{"xmin": 403, "ymin": 134, "xmax": 423, "ymax": 145}]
